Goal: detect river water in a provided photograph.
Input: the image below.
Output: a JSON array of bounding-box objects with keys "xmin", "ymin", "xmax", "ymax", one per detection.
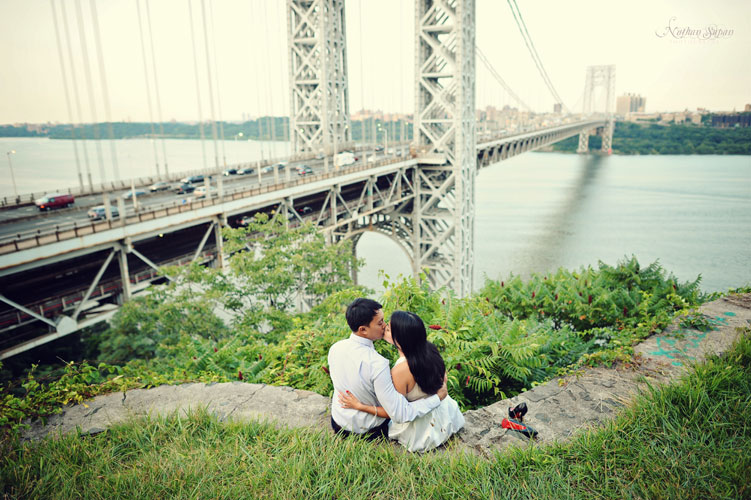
[{"xmin": 1, "ymin": 137, "xmax": 749, "ymax": 293}]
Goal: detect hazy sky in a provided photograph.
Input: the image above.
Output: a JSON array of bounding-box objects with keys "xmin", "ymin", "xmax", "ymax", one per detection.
[{"xmin": 0, "ymin": 0, "xmax": 749, "ymax": 124}]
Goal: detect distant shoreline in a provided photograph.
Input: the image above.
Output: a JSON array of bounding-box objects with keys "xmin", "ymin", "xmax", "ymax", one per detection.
[{"xmin": 2, "ymin": 121, "xmax": 749, "ymax": 155}]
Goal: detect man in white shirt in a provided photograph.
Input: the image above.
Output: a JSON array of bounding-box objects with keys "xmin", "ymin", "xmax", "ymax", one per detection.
[{"xmin": 328, "ymin": 298, "xmax": 447, "ymax": 440}]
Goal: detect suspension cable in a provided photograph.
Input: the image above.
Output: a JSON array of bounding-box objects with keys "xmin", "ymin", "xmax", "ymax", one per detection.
[
  {"xmin": 144, "ymin": 0, "xmax": 169, "ymax": 177},
  {"xmin": 135, "ymin": 0, "xmax": 161, "ymax": 178},
  {"xmin": 208, "ymin": 0, "xmax": 227, "ymax": 167},
  {"xmin": 200, "ymin": 0, "xmax": 220, "ymax": 171},
  {"xmin": 187, "ymin": 0, "xmax": 208, "ymax": 172},
  {"xmin": 506, "ymin": 0, "xmax": 569, "ymax": 113},
  {"xmin": 89, "ymin": 0, "xmax": 119, "ymax": 181},
  {"xmin": 60, "ymin": 0, "xmax": 93, "ymax": 191},
  {"xmin": 276, "ymin": 1, "xmax": 289, "ymax": 155},
  {"xmin": 358, "ymin": 0, "xmax": 366, "ymax": 146},
  {"xmin": 260, "ymin": 0, "xmax": 277, "ymax": 160},
  {"xmin": 475, "ymin": 46, "xmax": 532, "ymax": 112},
  {"xmin": 74, "ymin": 0, "xmax": 106, "ymax": 186},
  {"xmin": 50, "ymin": 0, "xmax": 84, "ymax": 191},
  {"xmin": 251, "ymin": 0, "xmax": 265, "ymax": 161}
]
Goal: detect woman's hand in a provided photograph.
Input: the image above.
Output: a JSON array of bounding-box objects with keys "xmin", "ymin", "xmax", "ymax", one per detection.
[{"xmin": 338, "ymin": 390, "xmax": 364, "ymax": 411}]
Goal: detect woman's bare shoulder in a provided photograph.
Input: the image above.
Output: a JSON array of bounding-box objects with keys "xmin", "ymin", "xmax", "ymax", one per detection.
[{"xmin": 391, "ymin": 359, "xmax": 415, "ymax": 387}]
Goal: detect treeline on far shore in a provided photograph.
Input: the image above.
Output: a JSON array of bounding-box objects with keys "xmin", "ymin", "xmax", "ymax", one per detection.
[
  {"xmin": 551, "ymin": 121, "xmax": 751, "ymax": 155},
  {"xmin": 0, "ymin": 118, "xmax": 412, "ymax": 143},
  {"xmin": 3, "ymin": 120, "xmax": 750, "ymax": 155}
]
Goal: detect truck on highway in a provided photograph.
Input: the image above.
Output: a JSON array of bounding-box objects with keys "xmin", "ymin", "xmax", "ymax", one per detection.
[
  {"xmin": 334, "ymin": 151, "xmax": 355, "ymax": 167},
  {"xmin": 34, "ymin": 193, "xmax": 74, "ymax": 211}
]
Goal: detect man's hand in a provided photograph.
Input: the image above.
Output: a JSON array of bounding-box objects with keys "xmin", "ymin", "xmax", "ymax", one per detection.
[{"xmin": 436, "ymin": 372, "xmax": 448, "ymax": 400}]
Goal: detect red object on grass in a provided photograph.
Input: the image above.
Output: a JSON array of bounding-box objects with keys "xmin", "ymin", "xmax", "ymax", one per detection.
[{"xmin": 429, "ymin": 324, "xmax": 442, "ymax": 330}]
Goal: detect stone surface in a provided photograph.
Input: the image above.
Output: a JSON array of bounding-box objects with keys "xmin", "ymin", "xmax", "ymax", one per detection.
[
  {"xmin": 23, "ymin": 294, "xmax": 751, "ymax": 457},
  {"xmin": 23, "ymin": 382, "xmax": 330, "ymax": 442},
  {"xmin": 455, "ymin": 293, "xmax": 751, "ymax": 456}
]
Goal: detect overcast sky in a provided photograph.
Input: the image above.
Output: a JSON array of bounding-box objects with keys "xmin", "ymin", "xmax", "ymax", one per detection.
[{"xmin": 0, "ymin": 0, "xmax": 749, "ymax": 124}]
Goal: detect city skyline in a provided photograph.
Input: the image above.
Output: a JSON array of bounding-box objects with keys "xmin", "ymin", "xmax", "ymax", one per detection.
[{"xmin": 0, "ymin": 0, "xmax": 749, "ymax": 124}]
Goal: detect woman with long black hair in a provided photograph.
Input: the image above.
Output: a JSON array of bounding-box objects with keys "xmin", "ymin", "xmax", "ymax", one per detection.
[{"xmin": 338, "ymin": 310, "xmax": 464, "ymax": 452}]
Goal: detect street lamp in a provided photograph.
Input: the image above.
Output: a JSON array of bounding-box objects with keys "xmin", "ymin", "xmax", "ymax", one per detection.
[{"xmin": 6, "ymin": 150, "xmax": 18, "ymax": 200}]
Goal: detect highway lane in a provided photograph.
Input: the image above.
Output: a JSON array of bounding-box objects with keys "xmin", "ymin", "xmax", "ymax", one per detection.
[{"xmin": 0, "ymin": 149, "xmax": 395, "ymax": 240}]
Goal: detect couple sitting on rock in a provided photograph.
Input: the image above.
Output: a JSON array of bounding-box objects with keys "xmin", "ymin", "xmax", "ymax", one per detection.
[{"xmin": 328, "ymin": 298, "xmax": 465, "ymax": 452}]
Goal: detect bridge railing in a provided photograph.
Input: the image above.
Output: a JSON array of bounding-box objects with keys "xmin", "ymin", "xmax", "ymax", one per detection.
[
  {"xmin": 0, "ymin": 154, "xmax": 415, "ymax": 255},
  {"xmin": 0, "ymin": 141, "xmax": 405, "ymax": 209},
  {"xmin": 476, "ymin": 118, "xmax": 606, "ymax": 149}
]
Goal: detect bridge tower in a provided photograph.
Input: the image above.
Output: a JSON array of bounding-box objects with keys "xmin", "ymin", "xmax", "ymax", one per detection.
[
  {"xmin": 577, "ymin": 64, "xmax": 615, "ymax": 154},
  {"xmin": 412, "ymin": 0, "xmax": 477, "ymax": 296},
  {"xmin": 287, "ymin": 0, "xmax": 350, "ymax": 154}
]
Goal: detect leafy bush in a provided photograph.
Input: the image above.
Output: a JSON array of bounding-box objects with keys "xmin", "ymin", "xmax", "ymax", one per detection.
[{"xmin": 1, "ymin": 226, "xmax": 708, "ymax": 436}]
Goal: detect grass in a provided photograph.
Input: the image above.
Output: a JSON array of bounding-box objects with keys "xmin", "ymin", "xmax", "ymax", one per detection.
[{"xmin": 2, "ymin": 328, "xmax": 750, "ymax": 500}]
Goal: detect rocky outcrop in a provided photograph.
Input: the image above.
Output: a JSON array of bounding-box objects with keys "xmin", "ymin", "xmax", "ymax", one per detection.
[
  {"xmin": 23, "ymin": 294, "xmax": 751, "ymax": 457},
  {"xmin": 456, "ymin": 294, "xmax": 750, "ymax": 455}
]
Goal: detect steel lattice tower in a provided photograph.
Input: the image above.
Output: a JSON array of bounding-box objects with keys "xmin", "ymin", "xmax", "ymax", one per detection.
[
  {"xmin": 412, "ymin": 0, "xmax": 476, "ymax": 296},
  {"xmin": 577, "ymin": 64, "xmax": 616, "ymax": 154},
  {"xmin": 287, "ymin": 0, "xmax": 350, "ymax": 154}
]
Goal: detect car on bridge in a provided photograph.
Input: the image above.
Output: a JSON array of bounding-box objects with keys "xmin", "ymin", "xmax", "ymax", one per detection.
[
  {"xmin": 237, "ymin": 166, "xmax": 255, "ymax": 175},
  {"xmin": 180, "ymin": 175, "xmax": 205, "ymax": 184},
  {"xmin": 34, "ymin": 193, "xmax": 75, "ymax": 211},
  {"xmin": 149, "ymin": 181, "xmax": 171, "ymax": 192},
  {"xmin": 296, "ymin": 164, "xmax": 314, "ymax": 176},
  {"xmin": 121, "ymin": 189, "xmax": 146, "ymax": 200},
  {"xmin": 194, "ymin": 186, "xmax": 211, "ymax": 199},
  {"xmin": 262, "ymin": 162, "xmax": 287, "ymax": 174},
  {"xmin": 223, "ymin": 168, "xmax": 237, "ymax": 176},
  {"xmin": 174, "ymin": 183, "xmax": 196, "ymax": 195},
  {"xmin": 87, "ymin": 205, "xmax": 120, "ymax": 221}
]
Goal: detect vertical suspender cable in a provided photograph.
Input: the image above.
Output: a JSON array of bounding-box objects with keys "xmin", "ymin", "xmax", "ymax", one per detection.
[
  {"xmin": 260, "ymin": 0, "xmax": 276, "ymax": 159},
  {"xmin": 60, "ymin": 0, "xmax": 93, "ymax": 192},
  {"xmin": 187, "ymin": 0, "xmax": 208, "ymax": 172},
  {"xmin": 144, "ymin": 0, "xmax": 169, "ymax": 177},
  {"xmin": 89, "ymin": 0, "xmax": 119, "ymax": 182},
  {"xmin": 358, "ymin": 0, "xmax": 366, "ymax": 144},
  {"xmin": 251, "ymin": 0, "xmax": 265, "ymax": 161},
  {"xmin": 399, "ymin": 1, "xmax": 405, "ymax": 144},
  {"xmin": 200, "ymin": 0, "xmax": 220, "ymax": 171},
  {"xmin": 135, "ymin": 0, "xmax": 161, "ymax": 178},
  {"xmin": 208, "ymin": 0, "xmax": 227, "ymax": 168},
  {"xmin": 276, "ymin": 2, "xmax": 289, "ymax": 155},
  {"xmin": 74, "ymin": 0, "xmax": 106, "ymax": 187},
  {"xmin": 50, "ymin": 0, "xmax": 84, "ymax": 191}
]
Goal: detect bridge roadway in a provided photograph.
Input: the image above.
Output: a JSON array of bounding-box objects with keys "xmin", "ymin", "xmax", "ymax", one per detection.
[{"xmin": 0, "ymin": 119, "xmax": 605, "ymax": 358}]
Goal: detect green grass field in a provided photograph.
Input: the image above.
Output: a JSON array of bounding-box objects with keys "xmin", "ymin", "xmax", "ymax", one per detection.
[{"xmin": 2, "ymin": 328, "xmax": 749, "ymax": 500}]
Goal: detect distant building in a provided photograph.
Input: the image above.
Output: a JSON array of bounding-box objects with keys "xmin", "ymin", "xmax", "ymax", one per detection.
[
  {"xmin": 616, "ymin": 93, "xmax": 647, "ymax": 116},
  {"xmin": 553, "ymin": 103, "xmax": 562, "ymax": 114},
  {"xmin": 711, "ymin": 112, "xmax": 751, "ymax": 128},
  {"xmin": 745, "ymin": 104, "xmax": 751, "ymax": 112}
]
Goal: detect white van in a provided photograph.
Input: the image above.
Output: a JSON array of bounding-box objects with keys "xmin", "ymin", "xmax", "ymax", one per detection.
[{"xmin": 334, "ymin": 152, "xmax": 355, "ymax": 167}]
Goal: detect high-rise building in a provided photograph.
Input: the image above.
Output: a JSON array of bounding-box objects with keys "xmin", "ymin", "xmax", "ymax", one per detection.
[
  {"xmin": 553, "ymin": 103, "xmax": 562, "ymax": 114},
  {"xmin": 616, "ymin": 93, "xmax": 646, "ymax": 116}
]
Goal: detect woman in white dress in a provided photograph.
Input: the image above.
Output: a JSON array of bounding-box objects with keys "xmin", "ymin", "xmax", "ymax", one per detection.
[{"xmin": 338, "ymin": 310, "xmax": 465, "ymax": 452}]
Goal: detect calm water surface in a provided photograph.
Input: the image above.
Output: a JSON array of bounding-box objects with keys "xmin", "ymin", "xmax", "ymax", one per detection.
[
  {"xmin": 1, "ymin": 138, "xmax": 749, "ymax": 293},
  {"xmin": 359, "ymin": 153, "xmax": 751, "ymax": 293}
]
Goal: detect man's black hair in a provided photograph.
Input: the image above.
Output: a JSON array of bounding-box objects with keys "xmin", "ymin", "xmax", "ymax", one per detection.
[{"xmin": 346, "ymin": 298, "xmax": 383, "ymax": 332}]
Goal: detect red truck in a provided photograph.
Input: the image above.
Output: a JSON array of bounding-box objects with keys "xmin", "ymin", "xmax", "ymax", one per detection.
[{"xmin": 35, "ymin": 193, "xmax": 75, "ymax": 211}]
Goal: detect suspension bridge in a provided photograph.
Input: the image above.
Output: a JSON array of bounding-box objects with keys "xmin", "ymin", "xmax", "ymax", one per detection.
[{"xmin": 0, "ymin": 0, "xmax": 616, "ymax": 359}]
